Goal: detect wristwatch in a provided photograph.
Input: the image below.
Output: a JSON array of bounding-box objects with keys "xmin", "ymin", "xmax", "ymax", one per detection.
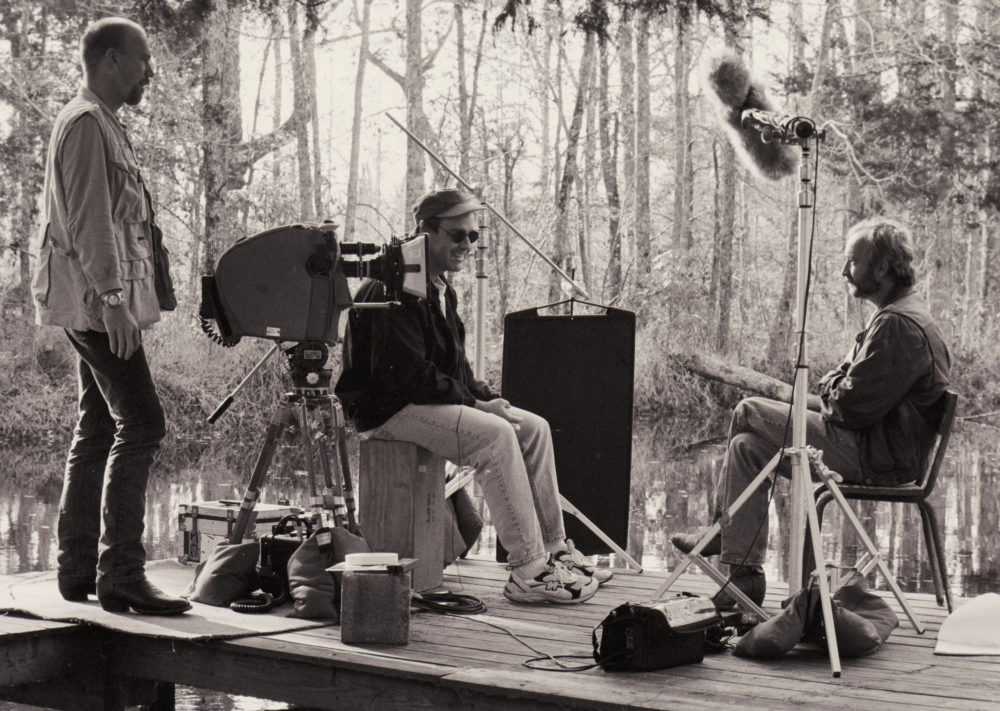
[{"xmin": 100, "ymin": 290, "xmax": 124, "ymax": 309}]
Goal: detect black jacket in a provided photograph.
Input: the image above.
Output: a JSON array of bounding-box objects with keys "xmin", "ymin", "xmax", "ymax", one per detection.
[
  {"xmin": 335, "ymin": 278, "xmax": 498, "ymax": 432},
  {"xmin": 819, "ymin": 286, "xmax": 951, "ymax": 483}
]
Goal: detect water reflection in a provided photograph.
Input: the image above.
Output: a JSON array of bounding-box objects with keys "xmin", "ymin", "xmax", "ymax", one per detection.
[{"xmin": 2, "ymin": 418, "xmax": 998, "ymax": 599}]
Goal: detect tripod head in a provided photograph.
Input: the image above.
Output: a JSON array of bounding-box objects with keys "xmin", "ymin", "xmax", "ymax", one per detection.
[{"xmin": 285, "ymin": 341, "xmax": 332, "ymax": 394}]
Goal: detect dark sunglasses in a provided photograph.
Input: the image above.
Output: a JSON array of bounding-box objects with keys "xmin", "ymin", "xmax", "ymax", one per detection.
[{"xmin": 443, "ymin": 229, "xmax": 479, "ymax": 244}]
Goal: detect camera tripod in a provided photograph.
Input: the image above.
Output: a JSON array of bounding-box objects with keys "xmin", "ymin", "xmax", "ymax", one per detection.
[
  {"xmin": 210, "ymin": 342, "xmax": 360, "ymax": 544},
  {"xmin": 650, "ymin": 135, "xmax": 924, "ymax": 677}
]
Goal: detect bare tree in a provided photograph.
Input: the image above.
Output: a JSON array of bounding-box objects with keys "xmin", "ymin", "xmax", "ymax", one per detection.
[
  {"xmin": 598, "ymin": 33, "xmax": 623, "ymax": 298},
  {"xmin": 550, "ymin": 31, "xmax": 596, "ymax": 301},
  {"xmin": 617, "ymin": 7, "xmax": 635, "ymax": 296},
  {"xmin": 344, "ymin": 0, "xmax": 374, "ymax": 240},
  {"xmin": 634, "ymin": 9, "xmax": 651, "ymax": 282}
]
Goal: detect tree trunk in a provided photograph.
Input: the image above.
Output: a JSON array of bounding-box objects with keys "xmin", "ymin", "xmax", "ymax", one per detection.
[
  {"xmin": 201, "ymin": 0, "xmax": 246, "ymax": 266},
  {"xmin": 598, "ymin": 35, "xmax": 622, "ymax": 299},
  {"xmin": 617, "ymin": 8, "xmax": 635, "ymax": 296},
  {"xmin": 578, "ymin": 58, "xmax": 595, "ymax": 295},
  {"xmin": 345, "ymin": 0, "xmax": 373, "ymax": 240},
  {"xmin": 405, "ymin": 0, "xmax": 425, "ymax": 217},
  {"xmin": 539, "ymin": 28, "xmax": 552, "ymax": 195},
  {"xmin": 455, "ymin": 1, "xmax": 469, "ymax": 178},
  {"xmin": 549, "ymin": 32, "xmax": 595, "ymax": 302},
  {"xmin": 287, "ymin": 3, "xmax": 314, "ymax": 219},
  {"xmin": 305, "ymin": 11, "xmax": 323, "ymax": 217},
  {"xmin": 672, "ymin": 9, "xmax": 691, "ymax": 250},
  {"xmin": 671, "ymin": 350, "xmax": 823, "ymax": 412},
  {"xmin": 634, "ymin": 10, "xmax": 651, "ymax": 282}
]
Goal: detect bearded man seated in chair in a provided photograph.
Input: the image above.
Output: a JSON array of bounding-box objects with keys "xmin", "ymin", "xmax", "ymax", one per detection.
[{"xmin": 671, "ymin": 217, "xmax": 951, "ymax": 609}]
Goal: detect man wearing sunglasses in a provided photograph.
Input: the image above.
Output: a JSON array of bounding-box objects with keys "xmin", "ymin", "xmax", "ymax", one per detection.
[{"xmin": 336, "ymin": 188, "xmax": 609, "ymax": 604}]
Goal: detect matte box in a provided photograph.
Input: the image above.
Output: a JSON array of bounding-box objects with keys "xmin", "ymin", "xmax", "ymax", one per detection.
[{"xmin": 177, "ymin": 500, "xmax": 300, "ymax": 563}]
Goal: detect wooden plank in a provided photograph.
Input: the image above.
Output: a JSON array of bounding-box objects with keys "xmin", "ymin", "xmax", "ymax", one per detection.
[
  {"xmin": 0, "ymin": 622, "xmax": 93, "ymax": 687},
  {"xmin": 360, "ymin": 439, "xmax": 446, "ymax": 592},
  {"xmin": 0, "ymin": 561, "xmax": 995, "ymax": 711}
]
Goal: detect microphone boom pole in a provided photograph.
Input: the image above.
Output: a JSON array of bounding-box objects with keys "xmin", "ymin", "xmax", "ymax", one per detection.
[{"xmin": 386, "ymin": 113, "xmax": 589, "ymax": 299}]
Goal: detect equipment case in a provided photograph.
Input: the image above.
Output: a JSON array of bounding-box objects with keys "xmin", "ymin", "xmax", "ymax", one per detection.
[{"xmin": 177, "ymin": 500, "xmax": 301, "ymax": 563}]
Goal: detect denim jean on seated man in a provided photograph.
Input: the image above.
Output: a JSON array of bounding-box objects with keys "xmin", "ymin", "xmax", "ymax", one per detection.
[
  {"xmin": 59, "ymin": 329, "xmax": 166, "ymax": 588},
  {"xmin": 715, "ymin": 396, "xmax": 866, "ymax": 568},
  {"xmin": 366, "ymin": 403, "xmax": 566, "ymax": 571}
]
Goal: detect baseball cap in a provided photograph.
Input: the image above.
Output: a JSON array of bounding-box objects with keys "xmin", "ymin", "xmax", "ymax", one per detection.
[{"xmin": 412, "ymin": 188, "xmax": 481, "ymax": 226}]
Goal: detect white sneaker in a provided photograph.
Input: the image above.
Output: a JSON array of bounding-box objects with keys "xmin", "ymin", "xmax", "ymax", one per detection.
[
  {"xmin": 503, "ymin": 558, "xmax": 599, "ymax": 604},
  {"xmin": 555, "ymin": 539, "xmax": 614, "ymax": 585}
]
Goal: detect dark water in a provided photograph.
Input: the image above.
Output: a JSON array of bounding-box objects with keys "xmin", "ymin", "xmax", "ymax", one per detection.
[{"xmin": 2, "ymin": 416, "xmax": 998, "ymax": 709}]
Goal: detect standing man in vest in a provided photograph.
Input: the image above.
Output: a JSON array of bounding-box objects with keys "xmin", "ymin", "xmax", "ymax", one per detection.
[
  {"xmin": 31, "ymin": 17, "xmax": 189, "ymax": 615},
  {"xmin": 671, "ymin": 218, "xmax": 951, "ymax": 609}
]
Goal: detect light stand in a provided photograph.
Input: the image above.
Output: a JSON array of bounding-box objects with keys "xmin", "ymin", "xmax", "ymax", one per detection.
[{"xmin": 651, "ymin": 133, "xmax": 924, "ymax": 677}]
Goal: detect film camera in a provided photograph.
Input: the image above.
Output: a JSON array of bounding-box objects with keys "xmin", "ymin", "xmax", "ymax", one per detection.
[
  {"xmin": 196, "ymin": 223, "xmax": 427, "ymax": 540},
  {"xmin": 200, "ymin": 222, "xmax": 427, "ymax": 348}
]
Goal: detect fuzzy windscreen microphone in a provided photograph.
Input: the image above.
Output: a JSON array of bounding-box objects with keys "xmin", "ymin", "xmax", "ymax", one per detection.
[{"xmin": 700, "ymin": 48, "xmax": 798, "ymax": 181}]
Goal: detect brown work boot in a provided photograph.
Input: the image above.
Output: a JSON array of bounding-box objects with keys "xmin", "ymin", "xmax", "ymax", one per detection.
[
  {"xmin": 712, "ymin": 565, "xmax": 766, "ymax": 610},
  {"xmin": 670, "ymin": 530, "xmax": 722, "ymax": 557}
]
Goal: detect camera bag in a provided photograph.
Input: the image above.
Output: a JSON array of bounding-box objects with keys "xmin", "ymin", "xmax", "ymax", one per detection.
[
  {"xmin": 258, "ymin": 514, "xmax": 313, "ymax": 601},
  {"xmin": 593, "ymin": 594, "xmax": 720, "ymax": 671}
]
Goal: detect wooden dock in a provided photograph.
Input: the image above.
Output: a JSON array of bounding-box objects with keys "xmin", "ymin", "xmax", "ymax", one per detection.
[{"xmin": 0, "ymin": 560, "xmax": 995, "ymax": 711}]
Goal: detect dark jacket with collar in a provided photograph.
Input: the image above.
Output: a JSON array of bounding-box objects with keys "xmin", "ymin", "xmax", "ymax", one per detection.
[
  {"xmin": 335, "ymin": 278, "xmax": 498, "ymax": 432},
  {"xmin": 818, "ymin": 286, "xmax": 951, "ymax": 483}
]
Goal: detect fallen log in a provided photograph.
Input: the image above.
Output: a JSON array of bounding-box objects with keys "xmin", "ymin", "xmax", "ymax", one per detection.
[{"xmin": 671, "ymin": 350, "xmax": 823, "ymax": 412}]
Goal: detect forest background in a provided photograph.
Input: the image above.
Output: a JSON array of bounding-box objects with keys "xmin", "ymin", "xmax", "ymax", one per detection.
[{"xmin": 1, "ymin": 0, "xmax": 999, "ymax": 474}]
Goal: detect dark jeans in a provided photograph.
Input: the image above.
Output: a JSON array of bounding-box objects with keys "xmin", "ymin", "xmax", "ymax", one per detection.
[
  {"xmin": 714, "ymin": 397, "xmax": 865, "ymax": 567},
  {"xmin": 58, "ymin": 329, "xmax": 165, "ymax": 586}
]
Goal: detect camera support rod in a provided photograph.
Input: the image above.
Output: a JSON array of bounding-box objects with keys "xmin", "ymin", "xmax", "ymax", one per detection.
[{"xmin": 386, "ymin": 113, "xmax": 589, "ymax": 300}]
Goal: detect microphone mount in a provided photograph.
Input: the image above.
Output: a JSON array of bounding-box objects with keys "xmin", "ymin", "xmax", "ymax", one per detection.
[{"xmin": 741, "ymin": 109, "xmax": 824, "ymax": 144}]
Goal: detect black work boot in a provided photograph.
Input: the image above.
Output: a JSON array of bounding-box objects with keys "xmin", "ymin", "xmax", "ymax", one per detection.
[
  {"xmin": 97, "ymin": 577, "xmax": 192, "ymax": 615},
  {"xmin": 58, "ymin": 578, "xmax": 96, "ymax": 602},
  {"xmin": 713, "ymin": 565, "xmax": 766, "ymax": 610}
]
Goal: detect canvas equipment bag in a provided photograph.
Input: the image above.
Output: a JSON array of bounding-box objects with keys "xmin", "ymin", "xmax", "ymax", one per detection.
[
  {"xmin": 257, "ymin": 514, "xmax": 314, "ymax": 602},
  {"xmin": 143, "ymin": 186, "xmax": 177, "ymax": 311},
  {"xmin": 593, "ymin": 594, "xmax": 720, "ymax": 671},
  {"xmin": 183, "ymin": 540, "xmax": 260, "ymax": 606},
  {"xmin": 287, "ymin": 526, "xmax": 370, "ymax": 621}
]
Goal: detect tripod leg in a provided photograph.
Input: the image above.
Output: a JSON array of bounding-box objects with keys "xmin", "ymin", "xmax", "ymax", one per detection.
[
  {"xmin": 331, "ymin": 400, "xmax": 360, "ymax": 535},
  {"xmin": 317, "ymin": 401, "xmax": 348, "ymax": 528},
  {"xmin": 228, "ymin": 401, "xmax": 293, "ymax": 544},
  {"xmin": 559, "ymin": 495, "xmax": 642, "ymax": 572},
  {"xmin": 802, "ymin": 449, "xmax": 842, "ymax": 677},
  {"xmin": 651, "ymin": 450, "xmax": 783, "ymax": 603},
  {"xmin": 814, "ymin": 467, "xmax": 925, "ymax": 633}
]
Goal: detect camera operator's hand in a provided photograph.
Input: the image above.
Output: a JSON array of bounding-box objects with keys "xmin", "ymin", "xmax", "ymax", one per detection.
[
  {"xmin": 102, "ymin": 304, "xmax": 141, "ymax": 360},
  {"xmin": 475, "ymin": 398, "xmax": 523, "ymax": 428}
]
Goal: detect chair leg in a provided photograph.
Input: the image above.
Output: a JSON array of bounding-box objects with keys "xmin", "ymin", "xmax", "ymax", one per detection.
[
  {"xmin": 919, "ymin": 501, "xmax": 953, "ymax": 613},
  {"xmin": 802, "ymin": 491, "xmax": 833, "ymax": 588},
  {"xmin": 917, "ymin": 506, "xmax": 945, "ymax": 608}
]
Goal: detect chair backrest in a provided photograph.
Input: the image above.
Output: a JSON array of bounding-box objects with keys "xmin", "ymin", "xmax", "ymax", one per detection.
[{"xmin": 918, "ymin": 390, "xmax": 958, "ymax": 495}]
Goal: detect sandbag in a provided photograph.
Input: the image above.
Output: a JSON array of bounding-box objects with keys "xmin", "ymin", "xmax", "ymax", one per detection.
[
  {"xmin": 805, "ymin": 571, "xmax": 898, "ymax": 657},
  {"xmin": 735, "ymin": 570, "xmax": 897, "ymax": 660},
  {"xmin": 183, "ymin": 541, "xmax": 260, "ymax": 606},
  {"xmin": 287, "ymin": 527, "xmax": 370, "ymax": 620}
]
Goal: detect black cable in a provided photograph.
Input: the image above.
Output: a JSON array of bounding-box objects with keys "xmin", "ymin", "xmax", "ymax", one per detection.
[
  {"xmin": 410, "ymin": 591, "xmax": 486, "ymax": 615},
  {"xmin": 229, "ymin": 591, "xmax": 276, "ymax": 614}
]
